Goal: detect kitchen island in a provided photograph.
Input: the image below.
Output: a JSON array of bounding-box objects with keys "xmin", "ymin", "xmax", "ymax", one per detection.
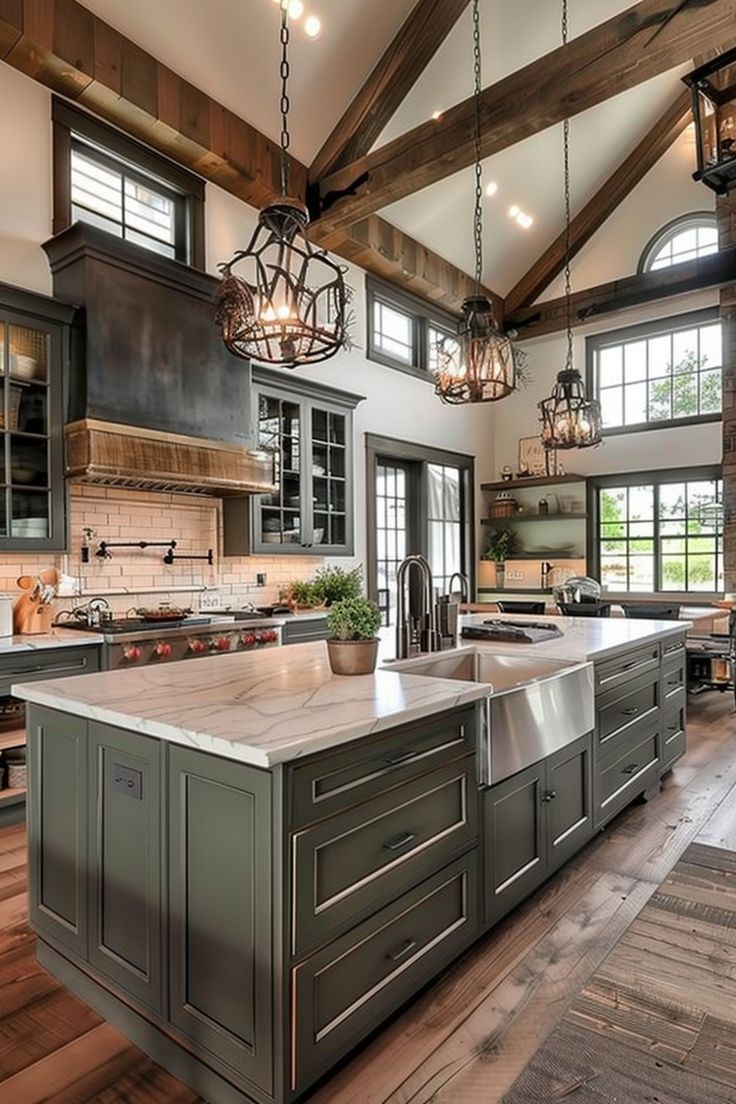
[{"xmin": 15, "ymin": 616, "xmax": 686, "ymax": 1104}]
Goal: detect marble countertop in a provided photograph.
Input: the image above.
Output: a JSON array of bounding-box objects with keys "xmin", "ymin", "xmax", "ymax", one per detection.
[
  {"xmin": 0, "ymin": 628, "xmax": 104, "ymax": 653},
  {"xmin": 13, "ymin": 641, "xmax": 489, "ymax": 768}
]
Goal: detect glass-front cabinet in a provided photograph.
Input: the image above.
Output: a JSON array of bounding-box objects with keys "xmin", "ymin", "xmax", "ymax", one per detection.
[
  {"xmin": 0, "ymin": 285, "xmax": 70, "ymax": 550},
  {"xmin": 228, "ymin": 367, "xmax": 362, "ymax": 557}
]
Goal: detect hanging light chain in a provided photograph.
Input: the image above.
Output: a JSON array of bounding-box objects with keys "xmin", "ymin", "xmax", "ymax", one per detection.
[
  {"xmin": 279, "ymin": 1, "xmax": 291, "ymax": 197},
  {"xmin": 562, "ymin": 0, "xmax": 573, "ymax": 371},
  {"xmin": 472, "ymin": 0, "xmax": 483, "ymax": 293}
]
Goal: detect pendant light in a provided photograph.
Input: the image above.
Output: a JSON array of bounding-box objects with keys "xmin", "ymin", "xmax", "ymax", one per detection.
[
  {"xmin": 538, "ymin": 1, "xmax": 602, "ymax": 450},
  {"xmin": 215, "ymin": 2, "xmax": 348, "ymax": 368},
  {"xmin": 434, "ymin": 0, "xmax": 523, "ymax": 405}
]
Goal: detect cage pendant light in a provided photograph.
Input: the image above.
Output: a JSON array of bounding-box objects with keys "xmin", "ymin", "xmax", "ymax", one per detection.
[
  {"xmin": 434, "ymin": 0, "xmax": 522, "ymax": 405},
  {"xmin": 215, "ymin": 3, "xmax": 348, "ymax": 367},
  {"xmin": 538, "ymin": 2, "xmax": 602, "ymax": 449}
]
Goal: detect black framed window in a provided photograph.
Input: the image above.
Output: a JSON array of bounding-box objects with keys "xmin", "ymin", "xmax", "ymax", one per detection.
[
  {"xmin": 589, "ymin": 467, "xmax": 723, "ymax": 595},
  {"xmin": 587, "ymin": 309, "xmax": 722, "ymax": 435},
  {"xmin": 639, "ymin": 212, "xmax": 718, "ymax": 273},
  {"xmin": 366, "ymin": 277, "xmax": 459, "ymax": 380},
  {"xmin": 53, "ymin": 97, "xmax": 205, "ymax": 268}
]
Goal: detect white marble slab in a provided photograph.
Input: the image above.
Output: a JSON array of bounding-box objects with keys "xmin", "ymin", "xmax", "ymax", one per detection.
[
  {"xmin": 13, "ymin": 642, "xmax": 489, "ymax": 769},
  {"xmin": 0, "ymin": 628, "xmax": 104, "ymax": 653}
]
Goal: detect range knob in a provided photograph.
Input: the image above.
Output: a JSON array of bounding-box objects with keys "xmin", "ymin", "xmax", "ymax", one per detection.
[
  {"xmin": 255, "ymin": 632, "xmax": 270, "ymax": 645},
  {"xmin": 240, "ymin": 632, "xmax": 256, "ymax": 648},
  {"xmin": 123, "ymin": 645, "xmax": 142, "ymax": 663},
  {"xmin": 154, "ymin": 641, "xmax": 173, "ymax": 658},
  {"xmin": 188, "ymin": 639, "xmax": 208, "ymax": 654},
  {"xmin": 213, "ymin": 636, "xmax": 232, "ymax": 651}
]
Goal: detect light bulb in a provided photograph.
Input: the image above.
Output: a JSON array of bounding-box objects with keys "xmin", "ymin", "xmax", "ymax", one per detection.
[
  {"xmin": 304, "ymin": 14, "xmax": 321, "ymax": 37},
  {"xmin": 277, "ymin": 304, "xmax": 292, "ymax": 320},
  {"xmin": 288, "ymin": 0, "xmax": 304, "ymax": 17},
  {"xmin": 261, "ymin": 306, "xmax": 277, "ymax": 323},
  {"xmin": 508, "ymin": 205, "xmax": 520, "ymax": 218}
]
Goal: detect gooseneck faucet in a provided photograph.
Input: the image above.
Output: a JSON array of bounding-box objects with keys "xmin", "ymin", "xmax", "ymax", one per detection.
[
  {"xmin": 447, "ymin": 571, "xmax": 470, "ymax": 603},
  {"xmin": 396, "ymin": 555, "xmax": 441, "ymax": 659}
]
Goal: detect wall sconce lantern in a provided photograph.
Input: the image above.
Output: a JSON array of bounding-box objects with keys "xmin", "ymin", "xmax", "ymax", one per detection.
[{"xmin": 683, "ymin": 48, "xmax": 736, "ymax": 195}]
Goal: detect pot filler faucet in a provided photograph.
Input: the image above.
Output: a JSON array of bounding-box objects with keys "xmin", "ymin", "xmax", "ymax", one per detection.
[{"xmin": 395, "ymin": 555, "xmax": 446, "ymax": 659}]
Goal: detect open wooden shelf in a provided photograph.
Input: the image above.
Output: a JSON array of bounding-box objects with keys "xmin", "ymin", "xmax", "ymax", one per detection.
[
  {"xmin": 0, "ymin": 786, "xmax": 25, "ymax": 807},
  {"xmin": 481, "ymin": 473, "xmax": 586, "ymax": 491},
  {"xmin": 505, "ymin": 554, "xmax": 584, "ymax": 561},
  {"xmin": 0, "ymin": 727, "xmax": 25, "ymax": 752},
  {"xmin": 482, "ymin": 514, "xmax": 588, "ymax": 524}
]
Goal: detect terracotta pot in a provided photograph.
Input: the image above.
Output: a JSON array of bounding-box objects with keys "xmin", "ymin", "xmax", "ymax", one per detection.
[{"xmin": 326, "ymin": 638, "xmax": 379, "ymax": 676}]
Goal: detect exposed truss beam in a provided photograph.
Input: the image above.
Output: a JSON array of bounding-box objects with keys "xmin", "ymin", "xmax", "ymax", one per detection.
[
  {"xmin": 505, "ymin": 88, "xmax": 693, "ymax": 315},
  {"xmin": 313, "ymin": 0, "xmax": 736, "ymax": 234},
  {"xmin": 309, "ymin": 0, "xmax": 470, "ymax": 183}
]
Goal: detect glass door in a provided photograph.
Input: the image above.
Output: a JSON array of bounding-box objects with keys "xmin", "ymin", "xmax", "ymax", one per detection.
[
  {"xmin": 310, "ymin": 403, "xmax": 351, "ymax": 554},
  {"xmin": 375, "ymin": 459, "xmax": 417, "ymax": 627},
  {"xmin": 255, "ymin": 391, "xmax": 304, "ymax": 550}
]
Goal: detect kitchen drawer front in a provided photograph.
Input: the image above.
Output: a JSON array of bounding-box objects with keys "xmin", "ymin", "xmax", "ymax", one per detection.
[
  {"xmin": 282, "ymin": 617, "xmax": 328, "ymax": 645},
  {"xmin": 662, "ymin": 650, "xmax": 686, "ymax": 699},
  {"xmin": 291, "ymin": 756, "xmax": 477, "ymax": 958},
  {"xmin": 662, "ymin": 693, "xmax": 686, "ymax": 770},
  {"xmin": 288, "ymin": 707, "xmax": 475, "ymax": 829},
  {"xmin": 291, "ymin": 852, "xmax": 479, "ymax": 1095},
  {"xmin": 597, "ymin": 670, "xmax": 659, "ymax": 749},
  {"xmin": 662, "ymin": 636, "xmax": 686, "ymax": 662},
  {"xmin": 595, "ymin": 643, "xmax": 660, "ymax": 692},
  {"xmin": 595, "ymin": 724, "xmax": 659, "ymax": 827},
  {"xmin": 4, "ymin": 645, "xmax": 100, "ymax": 696}
]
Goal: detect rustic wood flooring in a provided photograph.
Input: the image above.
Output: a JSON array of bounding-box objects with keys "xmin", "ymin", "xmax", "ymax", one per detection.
[{"xmin": 0, "ymin": 690, "xmax": 735, "ymax": 1103}]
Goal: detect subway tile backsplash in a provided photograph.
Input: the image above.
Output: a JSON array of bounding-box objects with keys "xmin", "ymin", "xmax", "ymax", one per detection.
[{"xmin": 0, "ymin": 487, "xmax": 325, "ymax": 612}]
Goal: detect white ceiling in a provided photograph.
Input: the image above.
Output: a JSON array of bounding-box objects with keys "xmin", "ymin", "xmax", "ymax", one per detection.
[{"xmin": 77, "ymin": 0, "xmax": 702, "ymax": 295}]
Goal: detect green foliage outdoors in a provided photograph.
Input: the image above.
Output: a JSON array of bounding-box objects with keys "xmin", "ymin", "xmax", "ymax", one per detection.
[
  {"xmin": 647, "ymin": 349, "xmax": 720, "ymax": 422},
  {"xmin": 327, "ymin": 597, "xmax": 382, "ymax": 641}
]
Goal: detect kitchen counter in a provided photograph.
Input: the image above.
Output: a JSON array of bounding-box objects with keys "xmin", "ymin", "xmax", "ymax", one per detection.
[
  {"xmin": 0, "ymin": 627, "xmax": 104, "ymax": 652},
  {"xmin": 14, "ymin": 640, "xmax": 488, "ymax": 768}
]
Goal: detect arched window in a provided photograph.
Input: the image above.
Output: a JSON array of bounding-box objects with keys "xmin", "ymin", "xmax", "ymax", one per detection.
[{"xmin": 639, "ymin": 213, "xmax": 719, "ymax": 273}]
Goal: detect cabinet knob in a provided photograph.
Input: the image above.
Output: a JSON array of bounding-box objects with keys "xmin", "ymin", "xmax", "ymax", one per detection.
[{"xmin": 541, "ymin": 790, "xmax": 557, "ymax": 803}]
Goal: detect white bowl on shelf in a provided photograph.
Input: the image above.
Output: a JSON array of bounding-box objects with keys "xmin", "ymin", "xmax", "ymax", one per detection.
[{"xmin": 9, "ymin": 355, "xmax": 42, "ymax": 382}]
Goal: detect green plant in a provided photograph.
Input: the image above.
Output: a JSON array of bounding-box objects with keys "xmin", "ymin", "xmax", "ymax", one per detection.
[
  {"xmin": 289, "ymin": 579, "xmax": 322, "ymax": 607},
  {"xmin": 327, "ymin": 596, "xmax": 381, "ymax": 641},
  {"xmin": 484, "ymin": 527, "xmax": 522, "ymax": 563},
  {"xmin": 314, "ymin": 564, "xmax": 364, "ymax": 605}
]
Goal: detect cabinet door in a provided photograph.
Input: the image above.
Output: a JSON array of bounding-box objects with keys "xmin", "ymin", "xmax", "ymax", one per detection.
[
  {"xmin": 0, "ymin": 308, "xmax": 66, "ymax": 550},
  {"xmin": 168, "ymin": 747, "xmax": 273, "ymax": 1094},
  {"xmin": 27, "ymin": 706, "xmax": 88, "ymax": 957},
  {"xmin": 308, "ymin": 400, "xmax": 353, "ymax": 555},
  {"xmin": 484, "ymin": 761, "xmax": 546, "ymax": 926},
  {"xmin": 88, "ymin": 724, "xmax": 163, "ymax": 1014},
  {"xmin": 252, "ymin": 388, "xmax": 308, "ymax": 554},
  {"xmin": 545, "ymin": 733, "xmax": 594, "ymax": 874}
]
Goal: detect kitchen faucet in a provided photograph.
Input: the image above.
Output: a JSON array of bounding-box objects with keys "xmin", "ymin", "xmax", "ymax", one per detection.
[
  {"xmin": 447, "ymin": 572, "xmax": 470, "ymax": 603},
  {"xmin": 396, "ymin": 555, "xmax": 441, "ymax": 659}
]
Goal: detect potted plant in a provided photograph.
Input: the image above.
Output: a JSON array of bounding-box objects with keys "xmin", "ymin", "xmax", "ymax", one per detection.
[
  {"xmin": 313, "ymin": 564, "xmax": 363, "ymax": 606},
  {"xmin": 283, "ymin": 579, "xmax": 324, "ymax": 610},
  {"xmin": 484, "ymin": 527, "xmax": 521, "ymax": 590},
  {"xmin": 326, "ymin": 596, "xmax": 382, "ymax": 675}
]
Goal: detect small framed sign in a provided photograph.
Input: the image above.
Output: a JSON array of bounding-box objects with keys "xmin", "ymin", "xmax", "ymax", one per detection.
[{"xmin": 518, "ymin": 436, "xmax": 558, "ymax": 478}]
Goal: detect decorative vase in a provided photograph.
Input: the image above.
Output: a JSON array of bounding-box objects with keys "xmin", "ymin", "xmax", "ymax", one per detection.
[
  {"xmin": 495, "ymin": 562, "xmax": 505, "ymax": 590},
  {"xmin": 326, "ymin": 638, "xmax": 379, "ymax": 676}
]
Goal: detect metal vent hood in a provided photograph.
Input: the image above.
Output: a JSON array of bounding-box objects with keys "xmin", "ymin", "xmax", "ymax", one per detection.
[{"xmin": 43, "ymin": 224, "xmax": 276, "ymax": 496}]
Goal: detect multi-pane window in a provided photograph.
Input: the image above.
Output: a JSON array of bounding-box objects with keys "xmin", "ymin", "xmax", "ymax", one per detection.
[
  {"xmin": 428, "ymin": 325, "xmax": 461, "ymax": 376},
  {"xmin": 375, "ymin": 461, "xmax": 408, "ymax": 626},
  {"xmin": 640, "ymin": 214, "xmax": 719, "ymax": 272},
  {"xmin": 71, "ymin": 142, "xmax": 184, "ymax": 261},
  {"xmin": 367, "ymin": 278, "xmax": 459, "ymax": 380},
  {"xmin": 588, "ymin": 311, "xmax": 722, "ymax": 432},
  {"xmin": 427, "ymin": 464, "xmax": 462, "ymax": 596},
  {"xmin": 594, "ymin": 472, "xmax": 723, "ymax": 594}
]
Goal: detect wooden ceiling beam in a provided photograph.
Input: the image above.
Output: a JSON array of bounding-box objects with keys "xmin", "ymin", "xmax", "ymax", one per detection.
[
  {"xmin": 0, "ymin": 0, "xmax": 497, "ymax": 314},
  {"xmin": 505, "ymin": 245, "xmax": 736, "ymax": 342},
  {"xmin": 504, "ymin": 88, "xmax": 693, "ymax": 315},
  {"xmin": 309, "ymin": 0, "xmax": 470, "ymax": 182},
  {"xmin": 313, "ymin": 0, "xmax": 736, "ymax": 235}
]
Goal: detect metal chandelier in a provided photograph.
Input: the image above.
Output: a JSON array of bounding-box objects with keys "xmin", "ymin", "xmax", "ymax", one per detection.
[
  {"xmin": 434, "ymin": 0, "xmax": 523, "ymax": 405},
  {"xmin": 215, "ymin": 2, "xmax": 348, "ymax": 367},
  {"xmin": 538, "ymin": 1, "xmax": 602, "ymax": 449}
]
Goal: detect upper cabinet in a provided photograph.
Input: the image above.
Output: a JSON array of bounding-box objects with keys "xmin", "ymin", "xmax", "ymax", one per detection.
[
  {"xmin": 0, "ymin": 283, "xmax": 72, "ymax": 551},
  {"xmin": 224, "ymin": 368, "xmax": 364, "ymax": 557}
]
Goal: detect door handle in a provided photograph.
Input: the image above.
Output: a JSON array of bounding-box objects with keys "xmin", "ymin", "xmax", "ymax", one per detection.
[
  {"xmin": 621, "ymin": 763, "xmax": 639, "ymax": 776},
  {"xmin": 383, "ymin": 831, "xmax": 417, "ymax": 852},
  {"xmin": 386, "ymin": 938, "xmax": 417, "ymax": 963},
  {"xmin": 622, "ymin": 707, "xmax": 639, "ymax": 716}
]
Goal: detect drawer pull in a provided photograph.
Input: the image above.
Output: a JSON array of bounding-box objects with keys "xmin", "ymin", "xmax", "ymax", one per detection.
[
  {"xmin": 387, "ymin": 938, "xmax": 417, "ymax": 963},
  {"xmin": 541, "ymin": 790, "xmax": 557, "ymax": 803},
  {"xmin": 383, "ymin": 831, "xmax": 417, "ymax": 852},
  {"xmin": 384, "ymin": 749, "xmax": 420, "ymax": 767},
  {"xmin": 622, "ymin": 707, "xmax": 639, "ymax": 716},
  {"xmin": 621, "ymin": 763, "xmax": 639, "ymax": 776},
  {"xmin": 8, "ymin": 659, "xmax": 87, "ymax": 679},
  {"xmin": 666, "ymin": 678, "xmax": 681, "ymax": 688},
  {"xmin": 621, "ymin": 661, "xmax": 638, "ymax": 672}
]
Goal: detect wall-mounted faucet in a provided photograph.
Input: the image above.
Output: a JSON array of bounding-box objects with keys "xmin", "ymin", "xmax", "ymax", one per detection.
[{"xmin": 396, "ymin": 555, "xmax": 441, "ymax": 659}]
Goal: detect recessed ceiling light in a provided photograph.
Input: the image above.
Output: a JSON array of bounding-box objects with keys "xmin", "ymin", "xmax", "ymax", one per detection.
[
  {"xmin": 485, "ymin": 181, "xmax": 498, "ymax": 197},
  {"xmin": 516, "ymin": 212, "xmax": 534, "ymax": 229},
  {"xmin": 304, "ymin": 14, "xmax": 321, "ymax": 37},
  {"xmin": 508, "ymin": 204, "xmax": 520, "ymax": 218},
  {"xmin": 288, "ymin": 0, "xmax": 304, "ymax": 17},
  {"xmin": 432, "ymin": 110, "xmax": 443, "ymax": 121}
]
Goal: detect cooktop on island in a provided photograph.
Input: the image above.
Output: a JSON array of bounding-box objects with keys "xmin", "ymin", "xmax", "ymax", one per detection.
[{"xmin": 461, "ymin": 620, "xmax": 565, "ymax": 644}]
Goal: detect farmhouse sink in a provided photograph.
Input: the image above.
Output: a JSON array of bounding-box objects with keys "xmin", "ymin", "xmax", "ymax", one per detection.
[{"xmin": 389, "ymin": 648, "xmax": 595, "ymax": 786}]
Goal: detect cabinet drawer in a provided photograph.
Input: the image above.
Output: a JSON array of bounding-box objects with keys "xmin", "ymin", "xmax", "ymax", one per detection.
[
  {"xmin": 662, "ymin": 694, "xmax": 686, "ymax": 770},
  {"xmin": 597, "ymin": 671, "xmax": 659, "ymax": 748},
  {"xmin": 291, "ymin": 852, "xmax": 479, "ymax": 1095},
  {"xmin": 662, "ymin": 653, "xmax": 686, "ymax": 699},
  {"xmin": 662, "ymin": 636, "xmax": 686, "ymax": 661},
  {"xmin": 289, "ymin": 707, "xmax": 475, "ymax": 829},
  {"xmin": 291, "ymin": 756, "xmax": 477, "ymax": 958},
  {"xmin": 596, "ymin": 725, "xmax": 659, "ymax": 826},
  {"xmin": 282, "ymin": 618, "xmax": 328, "ymax": 645},
  {"xmin": 5, "ymin": 645, "xmax": 100, "ymax": 696},
  {"xmin": 595, "ymin": 643, "xmax": 660, "ymax": 692}
]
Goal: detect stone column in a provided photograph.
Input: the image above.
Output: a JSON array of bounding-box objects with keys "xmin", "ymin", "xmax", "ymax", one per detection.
[{"xmin": 718, "ymin": 194, "xmax": 736, "ymax": 590}]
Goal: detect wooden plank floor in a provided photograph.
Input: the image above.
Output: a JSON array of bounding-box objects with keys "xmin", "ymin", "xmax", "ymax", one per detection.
[{"xmin": 0, "ymin": 692, "xmax": 734, "ymax": 1103}]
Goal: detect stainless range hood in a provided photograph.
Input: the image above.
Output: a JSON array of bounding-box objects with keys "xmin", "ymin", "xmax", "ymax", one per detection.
[{"xmin": 65, "ymin": 419, "xmax": 276, "ymax": 497}]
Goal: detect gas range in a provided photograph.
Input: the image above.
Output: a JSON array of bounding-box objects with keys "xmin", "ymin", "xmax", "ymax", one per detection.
[{"xmin": 62, "ymin": 615, "xmax": 283, "ymax": 668}]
